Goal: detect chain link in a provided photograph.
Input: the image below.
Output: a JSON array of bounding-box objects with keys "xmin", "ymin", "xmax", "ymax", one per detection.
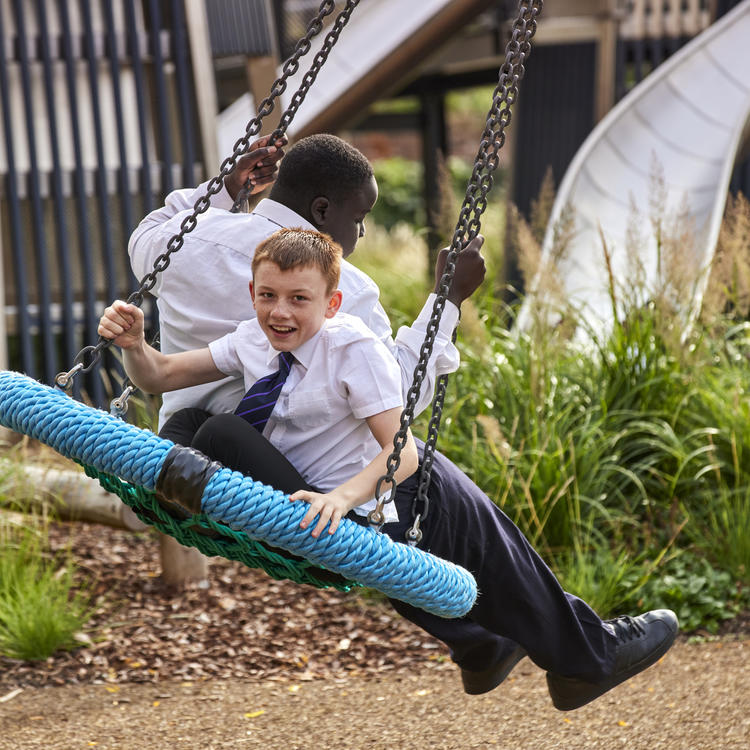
[
  {"xmin": 367, "ymin": 0, "xmax": 543, "ymax": 535},
  {"xmin": 231, "ymin": 1, "xmax": 362, "ymax": 211},
  {"xmin": 60, "ymin": 0, "xmax": 361, "ymax": 395}
]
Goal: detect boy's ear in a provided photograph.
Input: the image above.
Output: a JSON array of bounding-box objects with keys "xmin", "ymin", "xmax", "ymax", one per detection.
[
  {"xmin": 248, "ymin": 280, "xmax": 256, "ymax": 306},
  {"xmin": 325, "ymin": 289, "xmax": 343, "ymax": 318},
  {"xmin": 309, "ymin": 196, "xmax": 329, "ymax": 229}
]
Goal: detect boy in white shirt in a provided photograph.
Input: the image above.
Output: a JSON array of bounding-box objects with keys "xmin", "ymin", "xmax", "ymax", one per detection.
[
  {"xmin": 129, "ymin": 133, "xmax": 485, "ymax": 432},
  {"xmin": 130, "ymin": 133, "xmax": 511, "ymax": 696},
  {"xmin": 101, "ymin": 227, "xmax": 678, "ymax": 713},
  {"xmin": 101, "ymin": 228, "xmax": 419, "ymax": 536}
]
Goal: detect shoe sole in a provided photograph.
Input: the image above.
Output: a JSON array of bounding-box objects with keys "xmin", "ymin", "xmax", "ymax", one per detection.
[
  {"xmin": 546, "ymin": 627, "xmax": 677, "ymax": 711},
  {"xmin": 462, "ymin": 646, "xmax": 527, "ymax": 695}
]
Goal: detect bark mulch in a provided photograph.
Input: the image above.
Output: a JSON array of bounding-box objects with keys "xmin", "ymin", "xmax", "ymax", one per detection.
[{"xmin": 0, "ymin": 522, "xmax": 747, "ymax": 749}]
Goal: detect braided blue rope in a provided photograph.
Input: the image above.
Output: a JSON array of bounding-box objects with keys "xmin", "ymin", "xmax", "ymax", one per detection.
[{"xmin": 0, "ymin": 371, "xmax": 477, "ymax": 617}]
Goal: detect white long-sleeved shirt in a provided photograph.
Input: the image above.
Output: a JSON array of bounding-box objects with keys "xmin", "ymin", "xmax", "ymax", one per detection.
[{"xmin": 128, "ymin": 182, "xmax": 460, "ymax": 429}]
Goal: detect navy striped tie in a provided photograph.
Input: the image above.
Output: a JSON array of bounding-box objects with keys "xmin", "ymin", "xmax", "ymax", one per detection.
[{"xmin": 234, "ymin": 351, "xmax": 295, "ymax": 432}]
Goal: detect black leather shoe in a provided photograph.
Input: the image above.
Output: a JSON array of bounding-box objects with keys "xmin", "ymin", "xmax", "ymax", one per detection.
[
  {"xmin": 546, "ymin": 609, "xmax": 678, "ymax": 711},
  {"xmin": 461, "ymin": 645, "xmax": 527, "ymax": 695}
]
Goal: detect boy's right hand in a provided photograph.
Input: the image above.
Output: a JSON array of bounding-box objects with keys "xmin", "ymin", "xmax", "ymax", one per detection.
[
  {"xmin": 225, "ymin": 134, "xmax": 287, "ymax": 200},
  {"xmin": 97, "ymin": 300, "xmax": 145, "ymax": 350}
]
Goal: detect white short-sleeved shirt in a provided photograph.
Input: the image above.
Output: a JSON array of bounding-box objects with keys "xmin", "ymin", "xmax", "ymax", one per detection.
[
  {"xmin": 209, "ymin": 313, "xmax": 404, "ymax": 520},
  {"xmin": 128, "ymin": 185, "xmax": 460, "ymax": 429}
]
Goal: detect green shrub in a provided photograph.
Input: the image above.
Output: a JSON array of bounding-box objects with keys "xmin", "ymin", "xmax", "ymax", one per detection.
[
  {"xmin": 0, "ymin": 519, "xmax": 93, "ymax": 660},
  {"xmin": 684, "ymin": 486, "xmax": 750, "ymax": 586},
  {"xmin": 632, "ymin": 553, "xmax": 747, "ymax": 633},
  {"xmin": 370, "ymin": 158, "xmax": 425, "ymax": 229}
]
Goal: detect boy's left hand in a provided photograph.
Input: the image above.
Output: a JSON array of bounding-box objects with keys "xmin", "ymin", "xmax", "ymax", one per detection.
[
  {"xmin": 433, "ymin": 234, "xmax": 486, "ymax": 307},
  {"xmin": 289, "ymin": 489, "xmax": 354, "ymax": 538}
]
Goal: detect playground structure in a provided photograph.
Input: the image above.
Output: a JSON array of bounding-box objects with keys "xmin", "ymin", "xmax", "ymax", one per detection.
[
  {"xmin": 516, "ymin": 0, "xmax": 750, "ymax": 336},
  {"xmin": 1, "ymin": 1, "xmax": 747, "ymax": 387}
]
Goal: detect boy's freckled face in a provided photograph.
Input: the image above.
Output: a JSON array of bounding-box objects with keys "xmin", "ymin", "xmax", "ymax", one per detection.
[{"xmin": 250, "ymin": 261, "xmax": 341, "ymax": 352}]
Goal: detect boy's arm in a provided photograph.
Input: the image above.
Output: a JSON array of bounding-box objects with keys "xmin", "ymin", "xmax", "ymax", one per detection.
[
  {"xmin": 347, "ymin": 236, "xmax": 486, "ymax": 418},
  {"xmin": 289, "ymin": 407, "xmax": 419, "ymax": 538},
  {"xmin": 98, "ymin": 301, "xmax": 224, "ymax": 394}
]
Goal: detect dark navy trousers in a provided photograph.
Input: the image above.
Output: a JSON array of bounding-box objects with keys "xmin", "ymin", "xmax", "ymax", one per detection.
[{"xmin": 161, "ymin": 409, "xmax": 616, "ymax": 681}]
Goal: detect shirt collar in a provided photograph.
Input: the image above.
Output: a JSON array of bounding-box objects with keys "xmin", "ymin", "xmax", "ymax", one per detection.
[
  {"xmin": 263, "ymin": 322, "xmax": 327, "ymax": 371},
  {"xmin": 252, "ymin": 199, "xmax": 317, "ymax": 232}
]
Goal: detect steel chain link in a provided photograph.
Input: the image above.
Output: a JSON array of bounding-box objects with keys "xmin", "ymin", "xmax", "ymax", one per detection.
[
  {"xmin": 367, "ymin": 0, "xmax": 543, "ymax": 537},
  {"xmin": 230, "ymin": 0, "xmax": 362, "ymax": 211},
  {"xmin": 56, "ymin": 0, "xmax": 361, "ymax": 392}
]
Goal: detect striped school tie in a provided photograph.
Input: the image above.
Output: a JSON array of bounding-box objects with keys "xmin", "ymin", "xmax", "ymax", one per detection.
[{"xmin": 234, "ymin": 350, "xmax": 295, "ymax": 432}]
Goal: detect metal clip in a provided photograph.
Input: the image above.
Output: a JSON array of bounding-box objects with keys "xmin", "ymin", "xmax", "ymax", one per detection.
[
  {"xmin": 405, "ymin": 514, "xmax": 423, "ymax": 546},
  {"xmin": 54, "ymin": 363, "xmax": 84, "ymax": 391},
  {"xmin": 110, "ymin": 384, "xmax": 135, "ymax": 418},
  {"xmin": 367, "ymin": 475, "xmax": 397, "ymax": 529},
  {"xmin": 366, "ymin": 507, "xmax": 385, "ymax": 529}
]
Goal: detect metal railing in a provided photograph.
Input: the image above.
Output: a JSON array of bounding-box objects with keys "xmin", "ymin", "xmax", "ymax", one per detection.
[{"xmin": 0, "ymin": 0, "xmax": 204, "ymax": 405}]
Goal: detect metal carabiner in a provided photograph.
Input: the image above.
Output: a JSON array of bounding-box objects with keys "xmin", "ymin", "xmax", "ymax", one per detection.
[
  {"xmin": 405, "ymin": 513, "xmax": 423, "ymax": 546},
  {"xmin": 110, "ymin": 384, "xmax": 135, "ymax": 418},
  {"xmin": 54, "ymin": 362, "xmax": 84, "ymax": 391},
  {"xmin": 367, "ymin": 474, "xmax": 397, "ymax": 529}
]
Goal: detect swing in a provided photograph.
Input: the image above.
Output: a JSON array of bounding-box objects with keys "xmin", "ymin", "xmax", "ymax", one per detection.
[{"xmin": 0, "ymin": 0, "xmax": 543, "ymax": 619}]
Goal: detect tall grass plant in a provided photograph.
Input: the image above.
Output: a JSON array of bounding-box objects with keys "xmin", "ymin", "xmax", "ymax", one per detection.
[
  {"xmin": 357, "ymin": 172, "xmax": 749, "ymax": 628},
  {"xmin": 0, "ymin": 518, "xmax": 93, "ymax": 660}
]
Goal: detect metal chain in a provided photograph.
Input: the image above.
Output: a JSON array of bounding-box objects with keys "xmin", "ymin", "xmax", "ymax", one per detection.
[
  {"xmin": 367, "ymin": 0, "xmax": 543, "ymax": 536},
  {"xmin": 231, "ymin": 0, "xmax": 363, "ymax": 211},
  {"xmin": 56, "ymin": 0, "xmax": 361, "ymax": 392}
]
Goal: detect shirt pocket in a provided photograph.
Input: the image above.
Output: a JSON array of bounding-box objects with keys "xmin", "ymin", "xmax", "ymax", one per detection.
[{"xmin": 287, "ymin": 387, "xmax": 336, "ymax": 430}]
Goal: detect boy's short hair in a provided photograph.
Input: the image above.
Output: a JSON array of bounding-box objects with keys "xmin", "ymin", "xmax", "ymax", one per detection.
[
  {"xmin": 252, "ymin": 228, "xmax": 342, "ymax": 292},
  {"xmin": 272, "ymin": 133, "xmax": 373, "ymax": 204}
]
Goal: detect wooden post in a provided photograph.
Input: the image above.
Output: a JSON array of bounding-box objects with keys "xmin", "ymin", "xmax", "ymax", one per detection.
[
  {"xmin": 0, "ymin": 462, "xmax": 149, "ymax": 532},
  {"xmin": 595, "ymin": 11, "xmax": 619, "ymax": 121},
  {"xmin": 421, "ymin": 91, "xmax": 448, "ymax": 275},
  {"xmin": 184, "ymin": 0, "xmax": 220, "ymax": 173},
  {"xmin": 245, "ymin": 1, "xmax": 282, "ymax": 138}
]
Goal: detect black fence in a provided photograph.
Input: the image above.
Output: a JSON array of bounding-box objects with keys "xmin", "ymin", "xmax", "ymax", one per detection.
[{"xmin": 0, "ymin": 0, "xmax": 204, "ymax": 407}]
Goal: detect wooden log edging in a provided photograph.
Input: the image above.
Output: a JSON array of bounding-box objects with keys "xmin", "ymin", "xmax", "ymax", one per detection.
[{"xmin": 0, "ymin": 459, "xmax": 149, "ymax": 532}]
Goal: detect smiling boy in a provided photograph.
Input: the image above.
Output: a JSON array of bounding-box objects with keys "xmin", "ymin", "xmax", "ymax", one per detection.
[
  {"xmin": 100, "ymin": 228, "xmax": 419, "ymax": 534},
  {"xmin": 101, "ymin": 228, "xmax": 678, "ymax": 713}
]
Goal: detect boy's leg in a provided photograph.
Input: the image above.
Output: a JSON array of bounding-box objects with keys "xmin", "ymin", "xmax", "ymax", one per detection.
[
  {"xmin": 191, "ymin": 413, "xmax": 314, "ymax": 493},
  {"xmin": 159, "ymin": 407, "xmax": 213, "ymax": 445},
  {"xmin": 189, "ymin": 413, "xmax": 353, "ymax": 586},
  {"xmin": 385, "ymin": 448, "xmax": 676, "ymax": 695},
  {"xmin": 196, "ymin": 422, "xmax": 523, "ymax": 690},
  {"xmin": 387, "ymin": 598, "xmax": 526, "ymax": 694},
  {"xmin": 364, "ymin": 443, "xmax": 526, "ymax": 692}
]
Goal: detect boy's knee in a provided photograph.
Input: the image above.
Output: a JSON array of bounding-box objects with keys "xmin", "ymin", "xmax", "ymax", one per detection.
[
  {"xmin": 192, "ymin": 412, "xmax": 239, "ymax": 448},
  {"xmin": 159, "ymin": 407, "xmax": 212, "ymax": 445}
]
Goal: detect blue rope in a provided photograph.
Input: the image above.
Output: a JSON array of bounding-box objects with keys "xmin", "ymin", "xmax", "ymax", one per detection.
[{"xmin": 0, "ymin": 371, "xmax": 477, "ymax": 618}]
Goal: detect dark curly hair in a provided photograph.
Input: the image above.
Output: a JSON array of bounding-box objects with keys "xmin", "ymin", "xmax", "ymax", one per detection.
[{"xmin": 269, "ymin": 133, "xmax": 373, "ymax": 209}]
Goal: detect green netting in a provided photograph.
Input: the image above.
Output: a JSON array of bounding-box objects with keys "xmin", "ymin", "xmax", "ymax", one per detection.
[{"xmin": 80, "ymin": 463, "xmax": 360, "ymax": 592}]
